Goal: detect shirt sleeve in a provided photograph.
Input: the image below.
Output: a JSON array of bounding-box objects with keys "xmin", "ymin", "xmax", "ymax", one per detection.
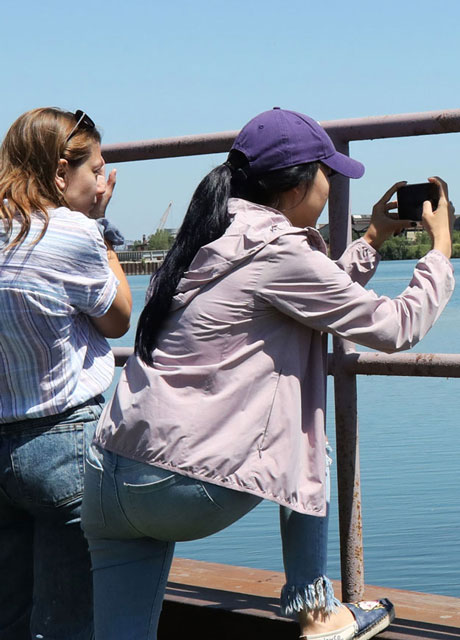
[
  {"xmin": 57, "ymin": 217, "xmax": 119, "ymax": 318},
  {"xmin": 255, "ymin": 233, "xmax": 455, "ymax": 353},
  {"xmin": 335, "ymin": 238, "xmax": 381, "ymax": 286}
]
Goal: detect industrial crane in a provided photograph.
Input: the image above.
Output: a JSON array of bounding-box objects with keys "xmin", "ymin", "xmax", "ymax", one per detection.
[{"xmin": 157, "ymin": 202, "xmax": 172, "ymax": 231}]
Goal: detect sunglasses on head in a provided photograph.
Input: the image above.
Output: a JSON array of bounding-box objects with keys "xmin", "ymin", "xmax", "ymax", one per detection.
[{"xmin": 65, "ymin": 110, "xmax": 95, "ymax": 143}]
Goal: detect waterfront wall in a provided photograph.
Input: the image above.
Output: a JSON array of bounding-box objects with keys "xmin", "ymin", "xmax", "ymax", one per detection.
[{"xmin": 120, "ymin": 261, "xmax": 161, "ymax": 275}]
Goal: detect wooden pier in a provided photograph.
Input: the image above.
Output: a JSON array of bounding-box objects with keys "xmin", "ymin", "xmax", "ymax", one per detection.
[{"xmin": 159, "ymin": 558, "xmax": 460, "ymax": 639}]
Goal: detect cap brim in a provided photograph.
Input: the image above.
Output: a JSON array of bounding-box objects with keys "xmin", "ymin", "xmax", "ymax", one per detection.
[{"xmin": 322, "ymin": 151, "xmax": 365, "ymax": 179}]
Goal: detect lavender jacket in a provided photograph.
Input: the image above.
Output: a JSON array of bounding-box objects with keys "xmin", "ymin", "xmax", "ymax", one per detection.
[{"xmin": 94, "ymin": 198, "xmax": 454, "ymax": 516}]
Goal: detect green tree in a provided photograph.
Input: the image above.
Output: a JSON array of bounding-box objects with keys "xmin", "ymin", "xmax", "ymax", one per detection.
[
  {"xmin": 378, "ymin": 235, "xmax": 407, "ymax": 260},
  {"xmin": 378, "ymin": 229, "xmax": 460, "ymax": 260},
  {"xmin": 147, "ymin": 230, "xmax": 175, "ymax": 250},
  {"xmin": 413, "ymin": 230, "xmax": 431, "ymax": 245}
]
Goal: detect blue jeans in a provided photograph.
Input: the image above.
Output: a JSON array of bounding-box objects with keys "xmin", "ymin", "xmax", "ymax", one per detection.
[
  {"xmin": 0, "ymin": 397, "xmax": 103, "ymax": 640},
  {"xmin": 82, "ymin": 445, "xmax": 338, "ymax": 640}
]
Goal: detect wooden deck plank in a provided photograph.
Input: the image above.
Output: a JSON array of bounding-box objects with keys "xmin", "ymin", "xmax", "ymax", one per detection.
[{"xmin": 164, "ymin": 557, "xmax": 460, "ymax": 638}]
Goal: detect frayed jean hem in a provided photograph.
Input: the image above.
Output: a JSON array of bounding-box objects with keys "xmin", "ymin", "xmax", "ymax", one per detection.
[{"xmin": 280, "ymin": 575, "xmax": 341, "ymax": 617}]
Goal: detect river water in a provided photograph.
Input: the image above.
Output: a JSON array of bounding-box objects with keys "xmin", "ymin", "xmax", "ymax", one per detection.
[{"xmin": 111, "ymin": 259, "xmax": 460, "ymax": 598}]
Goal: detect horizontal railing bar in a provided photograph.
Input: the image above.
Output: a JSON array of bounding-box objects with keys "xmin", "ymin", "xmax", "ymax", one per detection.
[
  {"xmin": 324, "ymin": 108, "xmax": 460, "ymax": 142},
  {"xmin": 329, "ymin": 351, "xmax": 460, "ymax": 377},
  {"xmin": 102, "ymin": 109, "xmax": 460, "ymax": 164},
  {"xmin": 113, "ymin": 347, "xmax": 460, "ymax": 377},
  {"xmin": 102, "ymin": 131, "xmax": 237, "ymax": 163},
  {"xmin": 113, "ymin": 347, "xmax": 134, "ymax": 366}
]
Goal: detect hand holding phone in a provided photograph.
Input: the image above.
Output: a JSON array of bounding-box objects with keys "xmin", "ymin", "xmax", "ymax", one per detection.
[
  {"xmin": 419, "ymin": 176, "xmax": 454, "ymax": 259},
  {"xmin": 397, "ymin": 182, "xmax": 439, "ymax": 221},
  {"xmin": 362, "ymin": 181, "xmax": 408, "ymax": 250}
]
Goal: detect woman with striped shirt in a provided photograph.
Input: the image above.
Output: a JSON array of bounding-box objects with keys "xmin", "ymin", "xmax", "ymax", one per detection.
[{"xmin": 0, "ymin": 108, "xmax": 132, "ymax": 639}]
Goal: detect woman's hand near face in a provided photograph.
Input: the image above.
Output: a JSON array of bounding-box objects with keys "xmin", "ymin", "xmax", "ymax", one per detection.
[
  {"xmin": 421, "ymin": 177, "xmax": 454, "ymax": 259},
  {"xmin": 87, "ymin": 168, "xmax": 117, "ymax": 220},
  {"xmin": 84, "ymin": 165, "xmax": 132, "ymax": 337},
  {"xmin": 363, "ymin": 181, "xmax": 409, "ymax": 250}
]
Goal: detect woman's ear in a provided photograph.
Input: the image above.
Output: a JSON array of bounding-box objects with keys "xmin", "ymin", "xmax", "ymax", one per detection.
[
  {"xmin": 55, "ymin": 159, "xmax": 68, "ymax": 192},
  {"xmin": 278, "ymin": 184, "xmax": 307, "ymax": 212}
]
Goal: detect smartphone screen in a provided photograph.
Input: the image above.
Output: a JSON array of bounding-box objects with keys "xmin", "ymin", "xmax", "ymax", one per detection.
[{"xmin": 397, "ymin": 183, "xmax": 439, "ymax": 221}]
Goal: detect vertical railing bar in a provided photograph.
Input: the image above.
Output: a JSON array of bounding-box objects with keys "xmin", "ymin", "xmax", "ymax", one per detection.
[
  {"xmin": 328, "ymin": 140, "xmax": 365, "ymax": 602},
  {"xmin": 327, "ymin": 143, "xmax": 351, "ymax": 261},
  {"xmin": 332, "ymin": 339, "xmax": 364, "ymax": 602}
]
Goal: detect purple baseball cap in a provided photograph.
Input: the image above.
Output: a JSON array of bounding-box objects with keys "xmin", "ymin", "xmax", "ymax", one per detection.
[{"xmin": 231, "ymin": 107, "xmax": 364, "ymax": 179}]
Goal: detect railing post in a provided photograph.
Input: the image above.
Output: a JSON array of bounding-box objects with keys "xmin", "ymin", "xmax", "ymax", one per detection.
[
  {"xmin": 332, "ymin": 340, "xmax": 364, "ymax": 602},
  {"xmin": 328, "ymin": 139, "xmax": 365, "ymax": 602}
]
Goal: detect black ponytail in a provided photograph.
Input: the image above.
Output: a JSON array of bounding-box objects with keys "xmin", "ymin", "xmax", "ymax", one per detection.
[
  {"xmin": 228, "ymin": 150, "xmax": 319, "ymax": 207},
  {"xmin": 135, "ymin": 154, "xmax": 319, "ymax": 365},
  {"xmin": 135, "ymin": 163, "xmax": 233, "ymax": 365}
]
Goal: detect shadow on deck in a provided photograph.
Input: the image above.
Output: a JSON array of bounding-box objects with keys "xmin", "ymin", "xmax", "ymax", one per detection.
[{"xmin": 158, "ymin": 558, "xmax": 460, "ymax": 639}]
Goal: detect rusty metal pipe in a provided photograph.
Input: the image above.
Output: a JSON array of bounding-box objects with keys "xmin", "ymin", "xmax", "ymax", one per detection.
[
  {"xmin": 113, "ymin": 347, "xmax": 134, "ymax": 367},
  {"xmin": 328, "ymin": 140, "xmax": 352, "ymax": 260},
  {"xmin": 332, "ymin": 339, "xmax": 364, "ymax": 602},
  {"xmin": 114, "ymin": 347, "xmax": 460, "ymax": 378},
  {"xmin": 102, "ymin": 109, "xmax": 460, "ymax": 164},
  {"xmin": 337, "ymin": 351, "xmax": 460, "ymax": 378},
  {"xmin": 328, "ymin": 137, "xmax": 365, "ymax": 602},
  {"xmin": 102, "ymin": 131, "xmax": 238, "ymax": 164},
  {"xmin": 324, "ymin": 108, "xmax": 460, "ymax": 142}
]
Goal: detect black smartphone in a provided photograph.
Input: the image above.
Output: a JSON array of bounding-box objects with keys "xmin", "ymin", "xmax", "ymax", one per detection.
[{"xmin": 397, "ymin": 183, "xmax": 439, "ymax": 221}]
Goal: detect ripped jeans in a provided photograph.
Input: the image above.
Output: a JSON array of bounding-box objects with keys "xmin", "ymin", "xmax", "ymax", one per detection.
[{"xmin": 81, "ymin": 445, "xmax": 338, "ymax": 640}]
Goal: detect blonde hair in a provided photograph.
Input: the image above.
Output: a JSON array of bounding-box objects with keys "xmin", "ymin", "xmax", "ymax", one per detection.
[{"xmin": 0, "ymin": 107, "xmax": 101, "ymax": 248}]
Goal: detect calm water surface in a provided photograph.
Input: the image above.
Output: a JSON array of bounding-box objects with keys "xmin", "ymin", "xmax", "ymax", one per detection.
[{"xmin": 111, "ymin": 259, "xmax": 460, "ymax": 598}]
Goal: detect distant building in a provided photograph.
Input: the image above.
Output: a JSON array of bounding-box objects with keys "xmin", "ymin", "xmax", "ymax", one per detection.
[
  {"xmin": 318, "ymin": 214, "xmax": 460, "ymax": 244},
  {"xmin": 317, "ymin": 216, "xmax": 373, "ymax": 243}
]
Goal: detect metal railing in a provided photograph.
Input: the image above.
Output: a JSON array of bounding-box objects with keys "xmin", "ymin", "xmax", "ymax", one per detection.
[{"xmin": 106, "ymin": 109, "xmax": 460, "ymax": 603}]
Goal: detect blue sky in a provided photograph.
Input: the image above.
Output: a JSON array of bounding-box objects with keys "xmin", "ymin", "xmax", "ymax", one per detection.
[{"xmin": 2, "ymin": 0, "xmax": 460, "ymax": 239}]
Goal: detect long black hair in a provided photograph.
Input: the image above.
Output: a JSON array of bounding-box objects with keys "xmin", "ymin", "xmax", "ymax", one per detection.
[{"xmin": 135, "ymin": 151, "xmax": 319, "ymax": 365}]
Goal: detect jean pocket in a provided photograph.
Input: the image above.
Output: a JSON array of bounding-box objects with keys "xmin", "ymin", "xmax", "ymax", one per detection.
[
  {"xmin": 196, "ymin": 481, "xmax": 224, "ymax": 511},
  {"xmin": 124, "ymin": 472, "xmax": 181, "ymax": 494},
  {"xmin": 118, "ymin": 470, "xmax": 229, "ymax": 540},
  {"xmin": 11, "ymin": 424, "xmax": 86, "ymax": 508}
]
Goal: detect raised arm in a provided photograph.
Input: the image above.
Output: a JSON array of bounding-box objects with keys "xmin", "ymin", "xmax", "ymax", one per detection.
[
  {"xmin": 420, "ymin": 176, "xmax": 454, "ymax": 259},
  {"xmin": 256, "ymin": 231, "xmax": 454, "ymax": 354},
  {"xmin": 86, "ymin": 168, "xmax": 133, "ymax": 338},
  {"xmin": 91, "ymin": 238, "xmax": 132, "ymax": 338}
]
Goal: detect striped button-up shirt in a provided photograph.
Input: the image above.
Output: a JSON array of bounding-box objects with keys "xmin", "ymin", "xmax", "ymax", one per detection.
[{"xmin": 0, "ymin": 207, "xmax": 118, "ymax": 423}]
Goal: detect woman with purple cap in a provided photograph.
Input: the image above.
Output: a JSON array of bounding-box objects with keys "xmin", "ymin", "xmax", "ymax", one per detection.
[{"xmin": 82, "ymin": 108, "xmax": 454, "ymax": 640}]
